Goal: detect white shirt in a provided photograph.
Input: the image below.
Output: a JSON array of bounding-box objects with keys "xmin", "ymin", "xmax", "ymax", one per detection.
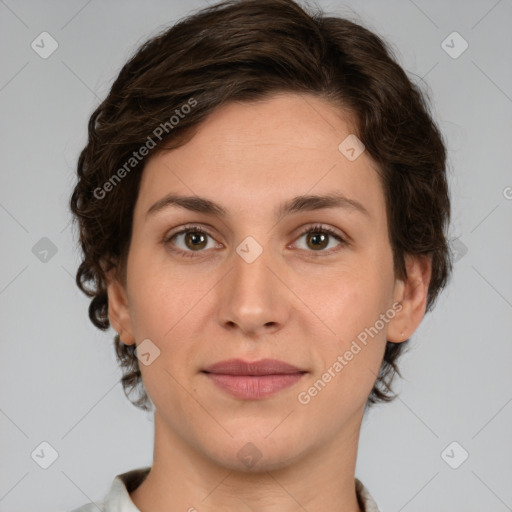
[{"xmin": 70, "ymin": 466, "xmax": 381, "ymax": 512}]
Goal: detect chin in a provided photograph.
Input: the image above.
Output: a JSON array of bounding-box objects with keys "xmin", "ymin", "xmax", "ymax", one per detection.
[
  {"xmin": 202, "ymin": 429, "xmax": 309, "ymax": 473},
  {"xmin": 209, "ymin": 447, "xmax": 303, "ymax": 474}
]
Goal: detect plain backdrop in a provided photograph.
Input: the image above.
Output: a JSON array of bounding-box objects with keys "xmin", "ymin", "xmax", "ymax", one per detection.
[{"xmin": 1, "ymin": 1, "xmax": 511, "ymax": 511}]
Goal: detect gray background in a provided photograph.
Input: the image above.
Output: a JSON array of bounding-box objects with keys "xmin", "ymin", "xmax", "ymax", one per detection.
[{"xmin": 1, "ymin": 0, "xmax": 511, "ymax": 511}]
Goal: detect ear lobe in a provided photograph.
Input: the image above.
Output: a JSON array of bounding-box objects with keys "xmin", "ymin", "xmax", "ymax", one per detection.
[
  {"xmin": 387, "ymin": 254, "xmax": 432, "ymax": 344},
  {"xmin": 105, "ymin": 269, "xmax": 135, "ymax": 345}
]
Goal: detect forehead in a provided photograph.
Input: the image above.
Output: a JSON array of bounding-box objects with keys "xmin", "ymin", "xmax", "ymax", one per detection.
[{"xmin": 136, "ymin": 93, "xmax": 385, "ymax": 222}]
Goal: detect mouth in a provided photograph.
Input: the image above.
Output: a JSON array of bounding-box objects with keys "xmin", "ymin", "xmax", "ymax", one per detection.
[
  {"xmin": 201, "ymin": 358, "xmax": 307, "ymax": 400},
  {"xmin": 202, "ymin": 358, "xmax": 305, "ymax": 376}
]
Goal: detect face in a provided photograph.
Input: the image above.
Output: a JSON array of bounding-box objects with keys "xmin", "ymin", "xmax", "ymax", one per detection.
[{"xmin": 108, "ymin": 93, "xmax": 430, "ymax": 471}]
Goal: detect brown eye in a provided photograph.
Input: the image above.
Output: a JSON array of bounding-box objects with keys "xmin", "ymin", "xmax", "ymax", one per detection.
[
  {"xmin": 306, "ymin": 231, "xmax": 329, "ymax": 250},
  {"xmin": 294, "ymin": 224, "xmax": 346, "ymax": 254},
  {"xmin": 184, "ymin": 231, "xmax": 208, "ymax": 250},
  {"xmin": 165, "ymin": 226, "xmax": 218, "ymax": 257}
]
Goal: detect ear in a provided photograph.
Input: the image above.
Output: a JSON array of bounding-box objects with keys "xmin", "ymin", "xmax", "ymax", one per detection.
[
  {"xmin": 387, "ymin": 254, "xmax": 432, "ymax": 343},
  {"xmin": 105, "ymin": 267, "xmax": 135, "ymax": 345}
]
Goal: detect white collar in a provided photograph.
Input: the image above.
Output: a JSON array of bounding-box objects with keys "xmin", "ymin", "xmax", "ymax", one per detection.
[{"xmin": 85, "ymin": 467, "xmax": 381, "ymax": 512}]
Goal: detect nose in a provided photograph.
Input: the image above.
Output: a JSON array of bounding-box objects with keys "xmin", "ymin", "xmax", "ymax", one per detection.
[{"xmin": 216, "ymin": 243, "xmax": 290, "ymax": 337}]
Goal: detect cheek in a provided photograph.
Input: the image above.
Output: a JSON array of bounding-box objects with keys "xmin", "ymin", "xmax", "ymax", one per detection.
[
  {"xmin": 126, "ymin": 242, "xmax": 202, "ymax": 337},
  {"xmin": 296, "ymin": 289, "xmax": 389, "ymax": 417},
  {"xmin": 126, "ymin": 257, "xmax": 220, "ymax": 391},
  {"xmin": 311, "ymin": 260, "xmax": 392, "ymax": 331},
  {"xmin": 306, "ymin": 266, "xmax": 392, "ymax": 385}
]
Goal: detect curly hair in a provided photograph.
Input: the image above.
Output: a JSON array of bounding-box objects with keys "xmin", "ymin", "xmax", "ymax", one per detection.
[{"xmin": 70, "ymin": 0, "xmax": 452, "ymax": 411}]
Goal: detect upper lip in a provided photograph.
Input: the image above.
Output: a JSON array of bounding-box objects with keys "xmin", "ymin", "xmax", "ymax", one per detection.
[{"xmin": 202, "ymin": 358, "xmax": 305, "ymax": 376}]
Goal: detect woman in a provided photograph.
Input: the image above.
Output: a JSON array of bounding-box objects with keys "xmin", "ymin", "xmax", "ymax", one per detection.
[{"xmin": 69, "ymin": 0, "xmax": 451, "ymax": 510}]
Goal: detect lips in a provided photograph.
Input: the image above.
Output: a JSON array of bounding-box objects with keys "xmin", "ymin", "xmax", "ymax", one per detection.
[
  {"xmin": 202, "ymin": 358, "xmax": 305, "ymax": 376},
  {"xmin": 202, "ymin": 358, "xmax": 306, "ymax": 400}
]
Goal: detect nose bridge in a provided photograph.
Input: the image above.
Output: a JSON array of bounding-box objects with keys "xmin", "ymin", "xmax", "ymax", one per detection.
[
  {"xmin": 234, "ymin": 242, "xmax": 270, "ymax": 295},
  {"xmin": 216, "ymin": 237, "xmax": 287, "ymax": 334}
]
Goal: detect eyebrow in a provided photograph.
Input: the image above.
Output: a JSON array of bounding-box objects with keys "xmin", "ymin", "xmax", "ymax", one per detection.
[{"xmin": 145, "ymin": 192, "xmax": 370, "ymax": 220}]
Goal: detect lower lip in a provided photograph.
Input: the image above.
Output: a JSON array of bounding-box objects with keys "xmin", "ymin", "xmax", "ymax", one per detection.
[{"xmin": 203, "ymin": 373, "xmax": 305, "ymax": 399}]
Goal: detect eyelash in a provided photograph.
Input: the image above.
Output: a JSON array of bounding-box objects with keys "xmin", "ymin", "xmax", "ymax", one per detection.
[{"xmin": 164, "ymin": 223, "xmax": 347, "ymax": 259}]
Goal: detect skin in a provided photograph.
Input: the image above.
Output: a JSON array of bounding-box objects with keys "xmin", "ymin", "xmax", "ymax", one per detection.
[{"xmin": 106, "ymin": 93, "xmax": 431, "ymax": 512}]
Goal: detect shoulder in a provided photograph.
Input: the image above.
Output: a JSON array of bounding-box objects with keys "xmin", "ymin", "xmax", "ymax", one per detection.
[
  {"xmin": 68, "ymin": 504, "xmax": 105, "ymax": 512},
  {"xmin": 355, "ymin": 478, "xmax": 381, "ymax": 512},
  {"xmin": 67, "ymin": 466, "xmax": 151, "ymax": 512}
]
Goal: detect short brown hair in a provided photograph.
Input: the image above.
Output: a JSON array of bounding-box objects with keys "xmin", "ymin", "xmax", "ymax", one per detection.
[{"xmin": 70, "ymin": 0, "xmax": 452, "ymax": 411}]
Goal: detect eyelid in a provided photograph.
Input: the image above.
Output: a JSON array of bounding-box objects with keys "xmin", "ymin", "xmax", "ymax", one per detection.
[
  {"xmin": 164, "ymin": 222, "xmax": 219, "ymax": 241},
  {"xmin": 163, "ymin": 223, "xmax": 220, "ymax": 245},
  {"xmin": 290, "ymin": 223, "xmax": 347, "ymax": 252}
]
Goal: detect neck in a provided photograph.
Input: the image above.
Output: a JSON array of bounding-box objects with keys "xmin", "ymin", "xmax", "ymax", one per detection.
[{"xmin": 130, "ymin": 409, "xmax": 364, "ymax": 512}]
